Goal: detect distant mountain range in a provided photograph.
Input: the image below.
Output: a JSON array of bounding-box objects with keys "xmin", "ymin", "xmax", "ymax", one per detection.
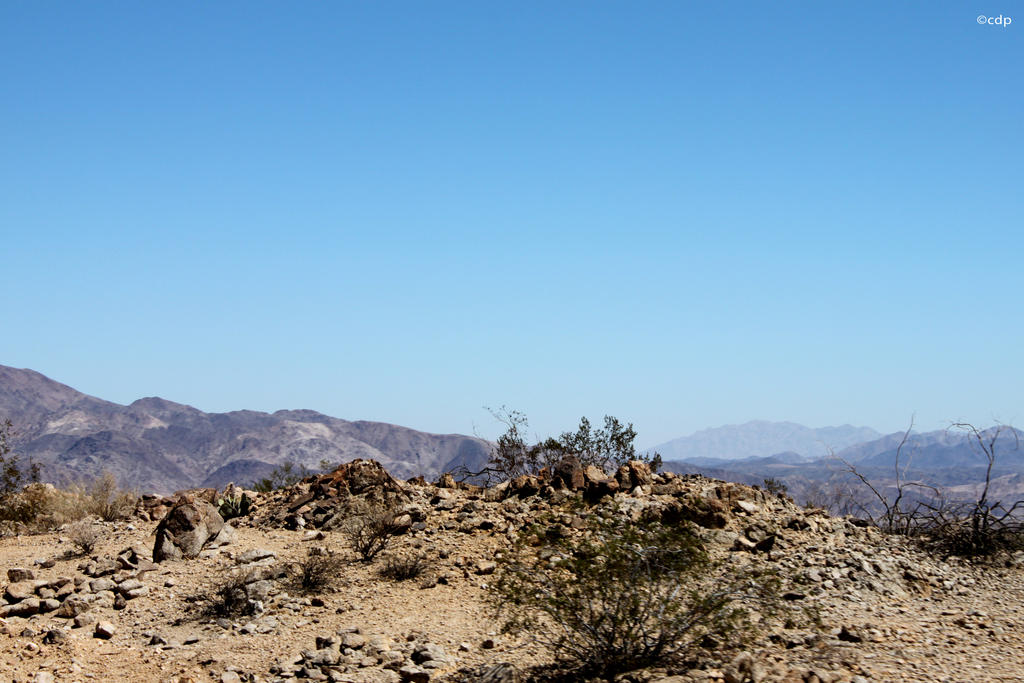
[
  {"xmin": 650, "ymin": 420, "xmax": 882, "ymax": 462},
  {"xmin": 3, "ymin": 364, "xmax": 1020, "ymax": 505},
  {"xmin": 0, "ymin": 365, "xmax": 490, "ymax": 494},
  {"xmin": 661, "ymin": 425, "xmax": 1024, "ymax": 507}
]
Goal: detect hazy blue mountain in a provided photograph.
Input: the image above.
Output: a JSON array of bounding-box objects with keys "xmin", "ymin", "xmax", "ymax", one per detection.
[
  {"xmin": 834, "ymin": 426, "xmax": 1024, "ymax": 472},
  {"xmin": 662, "ymin": 425, "xmax": 1024, "ymax": 506},
  {"xmin": 651, "ymin": 420, "xmax": 881, "ymax": 462}
]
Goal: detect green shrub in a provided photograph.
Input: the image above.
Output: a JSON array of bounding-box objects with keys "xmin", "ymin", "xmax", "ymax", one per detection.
[
  {"xmin": 252, "ymin": 461, "xmax": 311, "ymax": 492},
  {"xmin": 762, "ymin": 477, "xmax": 788, "ymax": 497},
  {"xmin": 478, "ymin": 409, "xmax": 662, "ymax": 484},
  {"xmin": 490, "ymin": 510, "xmax": 783, "ymax": 678}
]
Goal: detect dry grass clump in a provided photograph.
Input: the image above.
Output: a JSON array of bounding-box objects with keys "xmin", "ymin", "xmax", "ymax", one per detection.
[
  {"xmin": 292, "ymin": 549, "xmax": 346, "ymax": 593},
  {"xmin": 1, "ymin": 484, "xmax": 84, "ymax": 534},
  {"xmin": 67, "ymin": 518, "xmax": 103, "ymax": 555},
  {"xmin": 379, "ymin": 552, "xmax": 429, "ymax": 581},
  {"xmin": 344, "ymin": 501, "xmax": 404, "ymax": 561},
  {"xmin": 80, "ymin": 472, "xmax": 137, "ymax": 522},
  {"xmin": 203, "ymin": 568, "xmax": 260, "ymax": 618},
  {"xmin": 0, "ymin": 471, "xmax": 136, "ymax": 534},
  {"xmin": 1, "ymin": 420, "xmax": 135, "ymax": 532}
]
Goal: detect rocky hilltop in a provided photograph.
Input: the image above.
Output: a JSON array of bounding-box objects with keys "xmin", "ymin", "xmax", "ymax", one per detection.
[
  {"xmin": 0, "ymin": 365, "xmax": 490, "ymax": 493},
  {"xmin": 1, "ymin": 459, "xmax": 1022, "ymax": 682}
]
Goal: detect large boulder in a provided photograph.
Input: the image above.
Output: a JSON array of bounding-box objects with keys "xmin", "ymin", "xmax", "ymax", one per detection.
[
  {"xmin": 506, "ymin": 474, "xmax": 543, "ymax": 498},
  {"xmin": 4, "ymin": 580, "xmax": 36, "ymax": 602},
  {"xmin": 616, "ymin": 460, "xmax": 653, "ymax": 491},
  {"xmin": 582, "ymin": 465, "xmax": 620, "ymax": 503},
  {"xmin": 551, "ymin": 455, "xmax": 585, "ymax": 490},
  {"xmin": 153, "ymin": 498, "xmax": 232, "ymax": 562}
]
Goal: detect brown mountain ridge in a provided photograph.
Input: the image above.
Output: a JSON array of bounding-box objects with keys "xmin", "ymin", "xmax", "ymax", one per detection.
[{"xmin": 0, "ymin": 365, "xmax": 490, "ymax": 494}]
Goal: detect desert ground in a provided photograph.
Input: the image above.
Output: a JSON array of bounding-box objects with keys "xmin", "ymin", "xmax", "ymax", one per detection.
[{"xmin": 2, "ymin": 461, "xmax": 1024, "ymax": 683}]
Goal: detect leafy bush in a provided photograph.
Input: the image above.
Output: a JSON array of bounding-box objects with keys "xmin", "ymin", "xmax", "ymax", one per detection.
[
  {"xmin": 557, "ymin": 414, "xmax": 661, "ymax": 473},
  {"xmin": 379, "ymin": 552, "xmax": 428, "ymax": 581},
  {"xmin": 252, "ymin": 461, "xmax": 312, "ymax": 492},
  {"xmin": 490, "ymin": 510, "xmax": 783, "ymax": 678},
  {"xmin": 475, "ymin": 409, "xmax": 662, "ymax": 484},
  {"xmin": 344, "ymin": 503, "xmax": 402, "ymax": 561},
  {"xmin": 762, "ymin": 478, "xmax": 788, "ymax": 497},
  {"xmin": 0, "ymin": 419, "xmax": 42, "ymax": 526},
  {"xmin": 292, "ymin": 549, "xmax": 346, "ymax": 593}
]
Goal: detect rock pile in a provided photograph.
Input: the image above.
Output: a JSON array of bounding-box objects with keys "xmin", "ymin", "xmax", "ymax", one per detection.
[
  {"xmin": 135, "ymin": 487, "xmax": 220, "ymax": 522},
  {"xmin": 271, "ymin": 630, "xmax": 458, "ymax": 682},
  {"xmin": 0, "ymin": 544, "xmax": 154, "ymax": 628},
  {"xmin": 487, "ymin": 457, "xmax": 656, "ymax": 503},
  {"xmin": 258, "ymin": 459, "xmax": 410, "ymax": 531}
]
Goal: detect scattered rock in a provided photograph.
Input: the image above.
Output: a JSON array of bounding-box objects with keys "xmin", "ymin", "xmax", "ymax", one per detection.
[
  {"xmin": 94, "ymin": 620, "xmax": 116, "ymax": 639},
  {"xmin": 838, "ymin": 625, "xmax": 864, "ymax": 643},
  {"xmin": 7, "ymin": 567, "xmax": 35, "ymax": 582},
  {"xmin": 3, "ymin": 581, "xmax": 36, "ymax": 602},
  {"xmin": 399, "ymin": 665, "xmax": 430, "ymax": 683},
  {"xmin": 237, "ymin": 548, "xmax": 276, "ymax": 564}
]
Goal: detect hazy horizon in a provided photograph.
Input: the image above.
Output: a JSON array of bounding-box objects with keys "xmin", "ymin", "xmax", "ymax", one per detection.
[
  {"xmin": 6, "ymin": 361, "xmax": 1011, "ymax": 454},
  {"xmin": 2, "ymin": 3, "xmax": 1020, "ymax": 446}
]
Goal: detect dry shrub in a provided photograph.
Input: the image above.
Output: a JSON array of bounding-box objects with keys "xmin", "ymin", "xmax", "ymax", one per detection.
[
  {"xmin": 379, "ymin": 552, "xmax": 428, "ymax": 581},
  {"xmin": 83, "ymin": 472, "xmax": 137, "ymax": 521},
  {"xmin": 344, "ymin": 501, "xmax": 403, "ymax": 561},
  {"xmin": 0, "ymin": 419, "xmax": 134, "ymax": 532},
  {"xmin": 203, "ymin": 568, "xmax": 259, "ymax": 617},
  {"xmin": 1, "ymin": 484, "xmax": 84, "ymax": 534},
  {"xmin": 67, "ymin": 519, "xmax": 103, "ymax": 555},
  {"xmin": 293, "ymin": 549, "xmax": 346, "ymax": 593}
]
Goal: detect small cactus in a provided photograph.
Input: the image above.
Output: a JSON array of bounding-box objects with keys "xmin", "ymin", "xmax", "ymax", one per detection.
[{"xmin": 217, "ymin": 492, "xmax": 251, "ymax": 520}]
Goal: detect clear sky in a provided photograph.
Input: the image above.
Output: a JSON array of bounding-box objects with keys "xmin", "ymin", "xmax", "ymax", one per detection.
[{"xmin": 1, "ymin": 1, "xmax": 1020, "ymax": 447}]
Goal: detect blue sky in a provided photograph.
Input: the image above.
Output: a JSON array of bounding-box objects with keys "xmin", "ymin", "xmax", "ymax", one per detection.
[{"xmin": 1, "ymin": 1, "xmax": 1020, "ymax": 446}]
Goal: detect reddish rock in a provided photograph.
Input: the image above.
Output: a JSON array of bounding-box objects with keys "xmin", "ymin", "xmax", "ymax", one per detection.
[
  {"xmin": 552, "ymin": 455, "xmax": 586, "ymax": 490},
  {"xmin": 4, "ymin": 580, "xmax": 36, "ymax": 602},
  {"xmin": 616, "ymin": 460, "xmax": 653, "ymax": 491},
  {"xmin": 507, "ymin": 475, "xmax": 542, "ymax": 498},
  {"xmin": 320, "ymin": 459, "xmax": 406, "ymax": 497}
]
